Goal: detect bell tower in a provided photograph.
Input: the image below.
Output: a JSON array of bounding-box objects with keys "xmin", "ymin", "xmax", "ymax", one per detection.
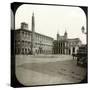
[
  {"xmin": 64, "ymin": 30, "xmax": 68, "ymax": 39},
  {"xmin": 57, "ymin": 30, "xmax": 60, "ymax": 41}
]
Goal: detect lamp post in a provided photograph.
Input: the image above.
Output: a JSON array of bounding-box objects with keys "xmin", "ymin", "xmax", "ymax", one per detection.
[
  {"xmin": 81, "ymin": 26, "xmax": 87, "ymax": 35},
  {"xmin": 81, "ymin": 26, "xmax": 87, "ymax": 45}
]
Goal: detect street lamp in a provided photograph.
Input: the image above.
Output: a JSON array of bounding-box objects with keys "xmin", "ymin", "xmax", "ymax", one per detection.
[
  {"xmin": 81, "ymin": 26, "xmax": 87, "ymax": 45},
  {"xmin": 81, "ymin": 26, "xmax": 87, "ymax": 35}
]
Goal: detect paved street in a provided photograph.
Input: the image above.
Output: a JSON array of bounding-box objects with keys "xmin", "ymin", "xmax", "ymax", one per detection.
[{"xmin": 15, "ymin": 55, "xmax": 86, "ymax": 86}]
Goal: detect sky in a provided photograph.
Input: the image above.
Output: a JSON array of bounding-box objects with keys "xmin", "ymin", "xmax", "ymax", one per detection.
[{"xmin": 15, "ymin": 4, "xmax": 87, "ymax": 44}]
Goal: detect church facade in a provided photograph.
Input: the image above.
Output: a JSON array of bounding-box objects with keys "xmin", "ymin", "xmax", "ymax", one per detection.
[{"xmin": 53, "ymin": 31, "xmax": 82, "ymax": 55}]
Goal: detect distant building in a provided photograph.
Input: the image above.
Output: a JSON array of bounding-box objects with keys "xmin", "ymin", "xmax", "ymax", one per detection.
[
  {"xmin": 53, "ymin": 31, "xmax": 82, "ymax": 55},
  {"xmin": 15, "ymin": 13, "xmax": 54, "ymax": 55}
]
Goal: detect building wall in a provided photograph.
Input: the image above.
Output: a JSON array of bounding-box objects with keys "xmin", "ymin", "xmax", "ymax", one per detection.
[
  {"xmin": 15, "ymin": 29, "xmax": 54, "ymax": 55},
  {"xmin": 15, "ymin": 29, "xmax": 81, "ymax": 55}
]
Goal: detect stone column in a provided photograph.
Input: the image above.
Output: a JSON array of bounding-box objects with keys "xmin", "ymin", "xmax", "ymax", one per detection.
[
  {"xmin": 70, "ymin": 47, "xmax": 73, "ymax": 55},
  {"xmin": 65, "ymin": 49, "xmax": 66, "ymax": 55}
]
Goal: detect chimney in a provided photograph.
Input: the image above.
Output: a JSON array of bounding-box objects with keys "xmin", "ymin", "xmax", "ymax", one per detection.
[{"xmin": 21, "ymin": 22, "xmax": 28, "ymax": 30}]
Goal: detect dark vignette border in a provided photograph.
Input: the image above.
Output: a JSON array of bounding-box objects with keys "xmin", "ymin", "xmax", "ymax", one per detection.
[{"xmin": 11, "ymin": 2, "xmax": 88, "ymax": 88}]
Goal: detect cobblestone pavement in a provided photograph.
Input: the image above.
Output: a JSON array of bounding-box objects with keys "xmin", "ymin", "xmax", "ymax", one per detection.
[{"xmin": 15, "ymin": 55, "xmax": 87, "ymax": 86}]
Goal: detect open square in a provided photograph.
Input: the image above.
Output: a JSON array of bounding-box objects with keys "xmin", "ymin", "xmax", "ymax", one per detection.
[{"xmin": 16, "ymin": 55, "xmax": 86, "ymax": 86}]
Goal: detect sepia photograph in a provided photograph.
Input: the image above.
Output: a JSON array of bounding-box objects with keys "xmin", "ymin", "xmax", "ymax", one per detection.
[{"xmin": 11, "ymin": 2, "xmax": 88, "ymax": 87}]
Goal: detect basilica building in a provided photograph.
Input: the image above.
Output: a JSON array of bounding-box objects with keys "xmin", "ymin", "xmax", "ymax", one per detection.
[{"xmin": 53, "ymin": 31, "xmax": 82, "ymax": 55}]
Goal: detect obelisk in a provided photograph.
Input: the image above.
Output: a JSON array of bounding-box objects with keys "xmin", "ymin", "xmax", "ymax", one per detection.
[{"xmin": 31, "ymin": 12, "xmax": 35, "ymax": 55}]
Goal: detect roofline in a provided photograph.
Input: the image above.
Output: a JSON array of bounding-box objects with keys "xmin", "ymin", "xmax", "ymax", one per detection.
[{"xmin": 15, "ymin": 29, "xmax": 54, "ymax": 40}]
